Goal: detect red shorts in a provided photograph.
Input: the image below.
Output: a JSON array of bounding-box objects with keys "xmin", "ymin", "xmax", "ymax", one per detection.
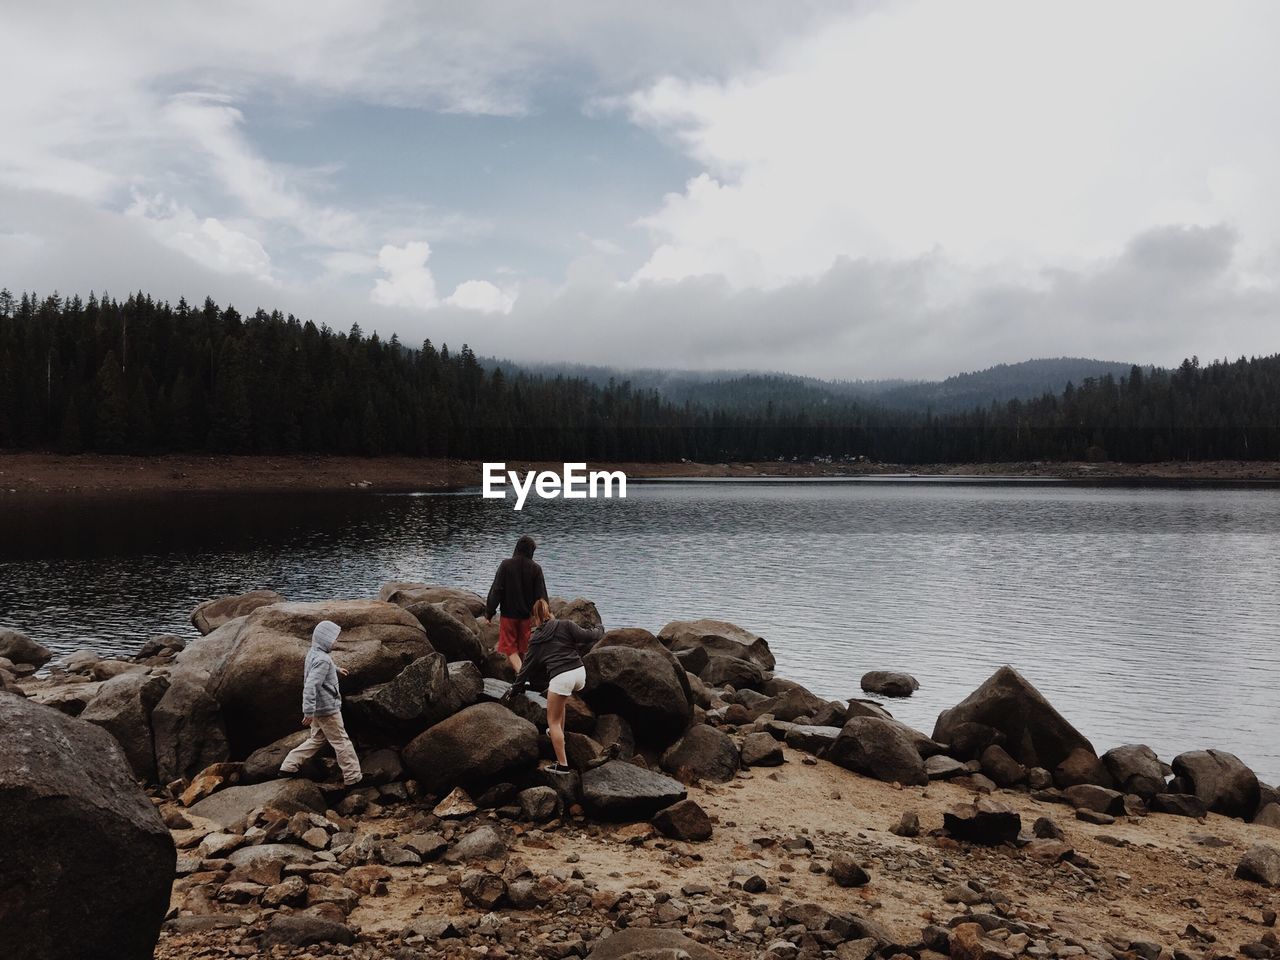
[{"xmin": 497, "ymin": 616, "xmax": 531, "ymax": 657}]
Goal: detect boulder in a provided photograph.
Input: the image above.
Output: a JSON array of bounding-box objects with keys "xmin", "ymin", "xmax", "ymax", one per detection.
[
  {"xmin": 594, "ymin": 629, "xmax": 694, "ymax": 709},
  {"xmin": 594, "ymin": 714, "xmax": 636, "ymax": 759},
  {"xmin": 659, "ymin": 618, "xmax": 775, "ymax": 670},
  {"xmin": 1172, "ymin": 749, "xmax": 1261, "ymax": 820},
  {"xmin": 1102, "ymin": 744, "xmax": 1167, "ymax": 800},
  {"xmin": 749, "ymin": 685, "xmax": 827, "ymax": 722},
  {"xmin": 518, "ymin": 786, "xmax": 561, "ymax": 822},
  {"xmin": 150, "ymin": 672, "xmax": 230, "ymax": 784},
  {"xmin": 660, "ymin": 725, "xmax": 740, "ymax": 783},
  {"xmin": 1054, "ymin": 746, "xmax": 1115, "ymax": 789},
  {"xmin": 1255, "ymin": 803, "xmax": 1280, "ymax": 829},
  {"xmin": 861, "ymin": 670, "xmax": 919, "ymax": 697},
  {"xmin": 1150, "ymin": 793, "xmax": 1208, "ymax": 818},
  {"xmin": 0, "ymin": 693, "xmax": 175, "ymax": 960},
  {"xmin": 186, "ymin": 778, "xmax": 327, "ymax": 829},
  {"xmin": 402, "ymin": 702, "xmax": 540, "ymax": 795},
  {"xmin": 582, "ymin": 645, "xmax": 692, "ymax": 746},
  {"xmin": 831, "ymin": 852, "xmax": 871, "ymax": 887},
  {"xmin": 260, "ymin": 915, "xmax": 355, "ymax": 948},
  {"xmin": 1237, "ymin": 845, "xmax": 1280, "ymax": 887},
  {"xmin": 240, "ymin": 730, "xmax": 314, "ymax": 784},
  {"xmin": 933, "ymin": 666, "xmax": 1095, "ymax": 770},
  {"xmin": 944, "ymin": 798, "xmax": 1021, "ymax": 845},
  {"xmin": 134, "ymin": 634, "xmax": 185, "ymax": 661},
  {"xmin": 202, "ymin": 600, "xmax": 432, "ymax": 754},
  {"xmin": 700, "ymin": 654, "xmax": 766, "ymax": 691},
  {"xmin": 347, "ymin": 653, "xmax": 482, "ymax": 737},
  {"xmin": 446, "ymin": 824, "xmax": 509, "ymax": 862},
  {"xmin": 846, "ymin": 699, "xmax": 894, "ymax": 721},
  {"xmin": 56, "ymin": 649, "xmax": 100, "ymax": 674},
  {"xmin": 190, "ymin": 589, "xmax": 283, "ymax": 635},
  {"xmin": 0, "ymin": 628, "xmax": 52, "ymax": 667},
  {"xmin": 785, "ymin": 724, "xmax": 843, "ymax": 755},
  {"xmin": 979, "ymin": 744, "xmax": 1026, "ymax": 788},
  {"xmin": 925, "ymin": 755, "xmax": 968, "ymax": 780},
  {"xmin": 651, "ymin": 798, "xmax": 713, "ymax": 841},
  {"xmin": 581, "ymin": 760, "xmax": 688, "ymax": 820},
  {"xmin": 404, "ymin": 601, "xmax": 484, "ymax": 664},
  {"xmin": 827, "ymin": 717, "xmax": 928, "ymax": 786},
  {"xmin": 550, "ymin": 596, "xmax": 603, "ymax": 629},
  {"xmin": 741, "ymin": 731, "xmax": 785, "ymax": 767},
  {"xmin": 79, "ymin": 671, "xmax": 170, "ymax": 783},
  {"xmin": 1063, "ymin": 784, "xmax": 1125, "ymax": 815},
  {"xmin": 588, "ymin": 927, "xmax": 723, "ymax": 960},
  {"xmin": 379, "ymin": 581, "xmax": 487, "ymax": 618}
]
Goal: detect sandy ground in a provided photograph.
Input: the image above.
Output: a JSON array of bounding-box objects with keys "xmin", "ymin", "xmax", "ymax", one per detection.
[
  {"xmin": 155, "ymin": 743, "xmax": 1280, "ymax": 959},
  {"xmin": 3, "ymin": 452, "xmax": 1280, "ymax": 497}
]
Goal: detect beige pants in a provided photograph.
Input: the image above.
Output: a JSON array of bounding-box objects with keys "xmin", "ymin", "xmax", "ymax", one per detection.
[{"xmin": 280, "ymin": 712, "xmax": 362, "ymax": 785}]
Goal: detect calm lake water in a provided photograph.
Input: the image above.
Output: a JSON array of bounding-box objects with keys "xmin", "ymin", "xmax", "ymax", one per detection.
[{"xmin": 2, "ymin": 479, "xmax": 1278, "ymax": 782}]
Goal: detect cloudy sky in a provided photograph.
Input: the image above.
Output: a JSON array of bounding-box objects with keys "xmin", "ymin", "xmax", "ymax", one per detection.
[{"xmin": 3, "ymin": 0, "xmax": 1279, "ymax": 378}]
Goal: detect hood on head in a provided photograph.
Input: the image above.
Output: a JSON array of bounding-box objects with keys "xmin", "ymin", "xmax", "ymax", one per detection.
[
  {"xmin": 311, "ymin": 620, "xmax": 341, "ymax": 652},
  {"xmin": 514, "ymin": 535, "xmax": 536, "ymax": 559}
]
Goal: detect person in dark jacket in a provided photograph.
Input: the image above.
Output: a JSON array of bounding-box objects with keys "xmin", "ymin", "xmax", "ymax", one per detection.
[
  {"xmin": 484, "ymin": 534, "xmax": 549, "ymax": 672},
  {"xmin": 511, "ymin": 597, "xmax": 602, "ymax": 772}
]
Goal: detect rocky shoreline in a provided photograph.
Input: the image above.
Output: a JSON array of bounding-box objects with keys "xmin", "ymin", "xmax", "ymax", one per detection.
[
  {"xmin": 4, "ymin": 452, "xmax": 1280, "ymax": 498},
  {"xmin": 2, "ymin": 588, "xmax": 1279, "ymax": 960}
]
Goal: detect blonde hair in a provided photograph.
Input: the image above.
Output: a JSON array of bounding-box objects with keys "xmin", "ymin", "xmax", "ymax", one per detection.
[{"xmin": 530, "ymin": 598, "xmax": 553, "ymax": 627}]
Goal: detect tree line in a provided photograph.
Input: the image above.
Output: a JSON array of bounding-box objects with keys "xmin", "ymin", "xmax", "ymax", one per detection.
[{"xmin": 1, "ymin": 288, "xmax": 1277, "ymax": 463}]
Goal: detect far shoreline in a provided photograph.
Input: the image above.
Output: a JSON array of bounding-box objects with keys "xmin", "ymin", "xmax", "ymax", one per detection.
[{"xmin": 4, "ymin": 451, "xmax": 1280, "ymax": 498}]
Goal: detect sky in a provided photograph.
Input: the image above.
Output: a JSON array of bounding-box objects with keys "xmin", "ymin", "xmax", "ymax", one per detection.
[{"xmin": 2, "ymin": 0, "xmax": 1279, "ymax": 379}]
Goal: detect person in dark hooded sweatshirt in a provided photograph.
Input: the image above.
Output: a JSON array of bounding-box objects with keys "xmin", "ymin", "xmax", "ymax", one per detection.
[
  {"xmin": 484, "ymin": 534, "xmax": 549, "ymax": 671},
  {"xmin": 510, "ymin": 598, "xmax": 603, "ymax": 772}
]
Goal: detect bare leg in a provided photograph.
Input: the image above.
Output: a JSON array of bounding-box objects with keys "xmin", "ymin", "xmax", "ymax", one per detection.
[
  {"xmin": 506, "ymin": 652, "xmax": 522, "ymax": 673},
  {"xmin": 546, "ymin": 692, "xmax": 568, "ymax": 767}
]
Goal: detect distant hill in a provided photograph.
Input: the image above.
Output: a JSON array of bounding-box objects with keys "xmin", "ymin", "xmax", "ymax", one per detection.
[{"xmin": 482, "ymin": 356, "xmax": 1142, "ymax": 415}]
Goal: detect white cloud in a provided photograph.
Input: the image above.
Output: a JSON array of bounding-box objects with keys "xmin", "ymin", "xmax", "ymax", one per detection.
[
  {"xmin": 445, "ymin": 279, "xmax": 515, "ymax": 314},
  {"xmin": 627, "ymin": 0, "xmax": 1280, "ymax": 291},
  {"xmin": 371, "ymin": 241, "xmax": 439, "ymax": 309},
  {"xmin": 126, "ymin": 192, "xmax": 274, "ymax": 282}
]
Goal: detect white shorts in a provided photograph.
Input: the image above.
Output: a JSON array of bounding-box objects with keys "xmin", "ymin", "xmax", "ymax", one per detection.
[{"xmin": 547, "ymin": 665, "xmax": 587, "ymax": 697}]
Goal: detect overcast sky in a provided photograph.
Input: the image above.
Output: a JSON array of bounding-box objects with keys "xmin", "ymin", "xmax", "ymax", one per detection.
[{"xmin": 3, "ymin": 0, "xmax": 1279, "ymax": 379}]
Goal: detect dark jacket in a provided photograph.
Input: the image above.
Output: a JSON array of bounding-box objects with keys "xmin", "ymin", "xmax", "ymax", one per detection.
[
  {"xmin": 513, "ymin": 618, "xmax": 603, "ymax": 693},
  {"xmin": 485, "ymin": 536, "xmax": 548, "ymax": 620}
]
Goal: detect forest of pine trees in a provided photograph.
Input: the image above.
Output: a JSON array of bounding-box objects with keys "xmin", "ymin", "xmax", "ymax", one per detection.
[{"xmin": 1, "ymin": 288, "xmax": 1277, "ymax": 463}]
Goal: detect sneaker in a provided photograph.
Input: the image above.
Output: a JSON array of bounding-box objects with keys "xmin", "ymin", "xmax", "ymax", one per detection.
[{"xmin": 548, "ymin": 763, "xmax": 572, "ymax": 775}]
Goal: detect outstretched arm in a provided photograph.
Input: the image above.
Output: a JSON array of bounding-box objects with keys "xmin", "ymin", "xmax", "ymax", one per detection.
[
  {"xmin": 566, "ymin": 621, "xmax": 604, "ymax": 653},
  {"xmin": 485, "ymin": 565, "xmax": 503, "ymax": 620}
]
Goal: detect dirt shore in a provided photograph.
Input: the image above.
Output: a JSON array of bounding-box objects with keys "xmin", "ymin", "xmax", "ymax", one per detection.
[{"xmin": 3, "ymin": 452, "xmax": 1280, "ymax": 497}]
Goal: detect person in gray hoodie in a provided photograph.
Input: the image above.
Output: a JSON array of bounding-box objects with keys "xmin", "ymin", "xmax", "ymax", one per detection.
[{"xmin": 279, "ymin": 620, "xmax": 362, "ymax": 787}]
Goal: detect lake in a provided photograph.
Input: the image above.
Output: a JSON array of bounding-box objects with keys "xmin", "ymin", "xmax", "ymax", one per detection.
[{"xmin": 2, "ymin": 479, "xmax": 1278, "ymax": 782}]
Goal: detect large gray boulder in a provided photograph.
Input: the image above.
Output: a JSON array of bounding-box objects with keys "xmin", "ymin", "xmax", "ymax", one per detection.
[
  {"xmin": 151, "ymin": 671, "xmax": 230, "ymax": 784},
  {"xmin": 402, "ymin": 702, "xmax": 540, "ymax": 796},
  {"xmin": 199, "ymin": 600, "xmax": 432, "ymax": 754},
  {"xmin": 700, "ymin": 654, "xmax": 767, "ymax": 691},
  {"xmin": 1102, "ymin": 744, "xmax": 1167, "ymax": 800},
  {"xmin": 347, "ymin": 653, "xmax": 482, "ymax": 738},
  {"xmin": 186, "ymin": 778, "xmax": 327, "ymax": 829},
  {"xmin": 861, "ymin": 670, "xmax": 920, "ymax": 697},
  {"xmin": 403, "ymin": 601, "xmax": 484, "ymax": 665},
  {"xmin": 1172, "ymin": 749, "xmax": 1260, "ymax": 820},
  {"xmin": 550, "ymin": 597, "xmax": 603, "ymax": 629},
  {"xmin": 583, "ymin": 645, "xmax": 692, "ymax": 747},
  {"xmin": 588, "ymin": 927, "xmax": 723, "ymax": 960},
  {"xmin": 190, "ymin": 589, "xmax": 283, "ymax": 635},
  {"xmin": 827, "ymin": 716, "xmax": 929, "ymax": 786},
  {"xmin": 660, "ymin": 725, "xmax": 740, "ymax": 783},
  {"xmin": 595, "ymin": 628, "xmax": 694, "ymax": 707},
  {"xmin": 79, "ymin": 671, "xmax": 169, "ymax": 783},
  {"xmin": 932, "ymin": 666, "xmax": 1095, "ymax": 770},
  {"xmin": 580, "ymin": 760, "xmax": 688, "ymax": 821},
  {"xmin": 658, "ymin": 619, "xmax": 775, "ymax": 670},
  {"xmin": 378, "ymin": 582, "xmax": 487, "ymax": 618},
  {"xmin": 0, "ymin": 693, "xmax": 175, "ymax": 960},
  {"xmin": 0, "ymin": 628, "xmax": 52, "ymax": 667}
]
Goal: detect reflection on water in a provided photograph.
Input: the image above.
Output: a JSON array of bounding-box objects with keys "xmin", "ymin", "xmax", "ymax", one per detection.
[{"xmin": 2, "ymin": 480, "xmax": 1279, "ymax": 781}]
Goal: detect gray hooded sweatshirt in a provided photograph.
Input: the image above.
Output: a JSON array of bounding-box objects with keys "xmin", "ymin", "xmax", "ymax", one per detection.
[{"xmin": 302, "ymin": 620, "xmax": 343, "ymax": 717}]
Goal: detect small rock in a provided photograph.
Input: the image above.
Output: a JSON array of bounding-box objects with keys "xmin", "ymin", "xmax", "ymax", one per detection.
[{"xmin": 830, "ymin": 852, "xmax": 870, "ymax": 888}]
